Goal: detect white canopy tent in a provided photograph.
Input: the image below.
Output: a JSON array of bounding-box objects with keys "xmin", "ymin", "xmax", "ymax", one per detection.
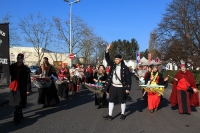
[
  {"xmin": 140, "ymin": 57, "xmax": 149, "ymax": 66},
  {"xmin": 150, "ymin": 57, "xmax": 162, "ymax": 66}
]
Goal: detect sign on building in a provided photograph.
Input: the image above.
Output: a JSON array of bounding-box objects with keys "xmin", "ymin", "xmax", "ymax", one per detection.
[{"xmin": 0, "ymin": 23, "xmax": 10, "ymax": 85}]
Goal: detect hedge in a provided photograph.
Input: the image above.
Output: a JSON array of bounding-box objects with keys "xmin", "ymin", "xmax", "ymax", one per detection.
[{"xmin": 163, "ymin": 70, "xmax": 200, "ymax": 89}]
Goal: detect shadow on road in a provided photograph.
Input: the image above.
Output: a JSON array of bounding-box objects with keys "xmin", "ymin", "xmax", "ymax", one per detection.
[
  {"xmin": 158, "ymin": 97, "xmax": 170, "ymax": 110},
  {"xmin": 125, "ymin": 97, "xmax": 147, "ymax": 118},
  {"xmin": 125, "ymin": 96, "xmax": 171, "ymax": 117},
  {"xmin": 0, "ymin": 87, "xmax": 94, "ymax": 132}
]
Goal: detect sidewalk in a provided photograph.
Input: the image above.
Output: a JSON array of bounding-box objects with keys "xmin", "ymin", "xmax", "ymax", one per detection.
[{"xmin": 0, "ymin": 78, "xmax": 10, "ymax": 107}]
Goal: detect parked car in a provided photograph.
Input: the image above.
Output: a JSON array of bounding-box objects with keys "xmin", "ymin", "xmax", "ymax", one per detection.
[{"xmin": 29, "ymin": 65, "xmax": 40, "ymax": 74}]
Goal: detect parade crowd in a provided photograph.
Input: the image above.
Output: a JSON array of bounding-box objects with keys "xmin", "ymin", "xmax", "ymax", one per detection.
[{"xmin": 7, "ymin": 44, "xmax": 200, "ymax": 125}]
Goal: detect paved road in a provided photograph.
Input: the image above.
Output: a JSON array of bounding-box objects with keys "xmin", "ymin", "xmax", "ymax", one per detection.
[{"xmin": 0, "ymin": 77, "xmax": 200, "ymax": 133}]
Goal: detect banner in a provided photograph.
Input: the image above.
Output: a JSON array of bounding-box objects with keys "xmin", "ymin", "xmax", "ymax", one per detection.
[
  {"xmin": 148, "ymin": 53, "xmax": 152, "ymax": 64},
  {"xmin": 136, "ymin": 53, "xmax": 140, "ymax": 63},
  {"xmin": 0, "ymin": 23, "xmax": 10, "ymax": 85},
  {"xmin": 154, "ymin": 57, "xmax": 159, "ymax": 62}
]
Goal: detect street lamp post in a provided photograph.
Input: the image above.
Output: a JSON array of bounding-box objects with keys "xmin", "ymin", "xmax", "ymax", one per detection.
[
  {"xmin": 100, "ymin": 43, "xmax": 106, "ymax": 64},
  {"xmin": 64, "ymin": 0, "xmax": 80, "ymax": 68}
]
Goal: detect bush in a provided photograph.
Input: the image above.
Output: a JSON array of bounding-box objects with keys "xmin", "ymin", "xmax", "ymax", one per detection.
[{"xmin": 163, "ymin": 70, "xmax": 178, "ymax": 84}]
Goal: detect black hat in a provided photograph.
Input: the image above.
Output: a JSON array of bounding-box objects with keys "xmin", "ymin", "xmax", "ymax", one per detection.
[
  {"xmin": 114, "ymin": 54, "xmax": 122, "ymax": 58},
  {"xmin": 43, "ymin": 57, "xmax": 48, "ymax": 60}
]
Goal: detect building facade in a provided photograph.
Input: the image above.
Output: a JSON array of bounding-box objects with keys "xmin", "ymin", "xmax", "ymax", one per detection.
[{"xmin": 10, "ymin": 46, "xmax": 71, "ymax": 66}]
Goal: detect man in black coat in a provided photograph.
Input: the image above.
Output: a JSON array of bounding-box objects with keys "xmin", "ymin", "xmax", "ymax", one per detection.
[
  {"xmin": 102, "ymin": 44, "xmax": 132, "ymax": 120},
  {"xmin": 9, "ymin": 53, "xmax": 31, "ymax": 124}
]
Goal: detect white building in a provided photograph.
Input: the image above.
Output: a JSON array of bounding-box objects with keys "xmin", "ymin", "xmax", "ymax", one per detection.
[
  {"xmin": 10, "ymin": 46, "xmax": 71, "ymax": 66},
  {"xmin": 165, "ymin": 63, "xmax": 178, "ymax": 70}
]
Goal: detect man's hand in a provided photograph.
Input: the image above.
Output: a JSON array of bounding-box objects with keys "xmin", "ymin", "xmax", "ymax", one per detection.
[
  {"xmin": 174, "ymin": 78, "xmax": 178, "ymax": 81},
  {"xmin": 164, "ymin": 77, "xmax": 168, "ymax": 81},
  {"xmin": 126, "ymin": 90, "xmax": 129, "ymax": 94},
  {"xmin": 106, "ymin": 44, "xmax": 111, "ymax": 51},
  {"xmin": 27, "ymin": 92, "xmax": 30, "ymax": 95},
  {"xmin": 193, "ymin": 88, "xmax": 198, "ymax": 93}
]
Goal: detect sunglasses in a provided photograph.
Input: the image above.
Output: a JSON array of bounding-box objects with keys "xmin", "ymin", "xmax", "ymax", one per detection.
[{"xmin": 17, "ymin": 56, "xmax": 23, "ymax": 59}]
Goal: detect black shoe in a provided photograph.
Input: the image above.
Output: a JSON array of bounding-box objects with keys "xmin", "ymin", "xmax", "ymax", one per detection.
[
  {"xmin": 102, "ymin": 115, "xmax": 112, "ymax": 121},
  {"xmin": 43, "ymin": 105, "xmax": 49, "ymax": 108},
  {"xmin": 97, "ymin": 105, "xmax": 101, "ymax": 109},
  {"xmin": 19, "ymin": 110, "xmax": 24, "ymax": 119},
  {"xmin": 120, "ymin": 114, "xmax": 125, "ymax": 120},
  {"xmin": 13, "ymin": 117, "xmax": 20, "ymax": 125},
  {"xmin": 20, "ymin": 113, "xmax": 24, "ymax": 119}
]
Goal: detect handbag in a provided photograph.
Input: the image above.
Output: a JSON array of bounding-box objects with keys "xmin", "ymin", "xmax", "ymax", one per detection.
[
  {"xmin": 9, "ymin": 65, "xmax": 24, "ymax": 91},
  {"xmin": 9, "ymin": 80, "xmax": 18, "ymax": 91},
  {"xmin": 187, "ymin": 86, "xmax": 194, "ymax": 93}
]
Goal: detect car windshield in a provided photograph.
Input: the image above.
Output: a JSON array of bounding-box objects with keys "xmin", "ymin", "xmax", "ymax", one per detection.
[{"xmin": 30, "ymin": 66, "xmax": 38, "ymax": 69}]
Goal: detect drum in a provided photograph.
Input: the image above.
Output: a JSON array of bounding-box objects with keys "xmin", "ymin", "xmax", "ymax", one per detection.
[
  {"xmin": 32, "ymin": 77, "xmax": 51, "ymax": 88},
  {"xmin": 56, "ymin": 80, "xmax": 69, "ymax": 85},
  {"xmin": 84, "ymin": 83, "xmax": 104, "ymax": 97},
  {"xmin": 139, "ymin": 84, "xmax": 165, "ymax": 96}
]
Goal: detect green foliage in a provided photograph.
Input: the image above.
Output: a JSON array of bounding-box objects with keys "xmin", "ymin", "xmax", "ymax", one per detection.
[
  {"xmin": 191, "ymin": 70, "xmax": 200, "ymax": 85},
  {"xmin": 163, "ymin": 70, "xmax": 178, "ymax": 83},
  {"xmin": 140, "ymin": 49, "xmax": 149, "ymax": 59},
  {"xmin": 109, "ymin": 38, "xmax": 139, "ymax": 60}
]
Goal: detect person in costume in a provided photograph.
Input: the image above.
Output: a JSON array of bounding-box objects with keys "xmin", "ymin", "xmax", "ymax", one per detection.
[
  {"xmin": 57, "ymin": 64, "xmax": 69, "ymax": 98},
  {"xmin": 102, "ymin": 44, "xmax": 132, "ymax": 120},
  {"xmin": 144, "ymin": 66, "xmax": 168, "ymax": 113},
  {"xmin": 75, "ymin": 64, "xmax": 84, "ymax": 92},
  {"xmin": 9, "ymin": 53, "xmax": 31, "ymax": 124},
  {"xmin": 68, "ymin": 70, "xmax": 75, "ymax": 94},
  {"xmin": 80, "ymin": 64, "xmax": 86, "ymax": 83},
  {"xmin": 169, "ymin": 64, "xmax": 199, "ymax": 114},
  {"xmin": 69, "ymin": 64, "xmax": 78, "ymax": 93},
  {"xmin": 135, "ymin": 65, "xmax": 144, "ymax": 79},
  {"xmin": 144, "ymin": 66, "xmax": 152, "ymax": 80},
  {"xmin": 85, "ymin": 64, "xmax": 93, "ymax": 84},
  {"xmin": 38, "ymin": 57, "xmax": 60, "ymax": 108},
  {"xmin": 93, "ymin": 65, "xmax": 108, "ymax": 109},
  {"xmin": 106, "ymin": 65, "xmax": 111, "ymax": 75},
  {"xmin": 142, "ymin": 66, "xmax": 152, "ymax": 101}
]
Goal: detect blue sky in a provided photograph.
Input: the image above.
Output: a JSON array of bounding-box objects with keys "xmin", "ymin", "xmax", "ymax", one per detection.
[{"xmin": 1, "ymin": 0, "xmax": 171, "ymax": 52}]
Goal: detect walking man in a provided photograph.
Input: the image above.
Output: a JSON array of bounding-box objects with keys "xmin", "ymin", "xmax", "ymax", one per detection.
[
  {"xmin": 102, "ymin": 44, "xmax": 132, "ymax": 120},
  {"xmin": 9, "ymin": 53, "xmax": 31, "ymax": 124}
]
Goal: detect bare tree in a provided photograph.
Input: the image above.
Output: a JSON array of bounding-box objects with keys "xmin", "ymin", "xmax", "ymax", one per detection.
[
  {"xmin": 90, "ymin": 36, "xmax": 107, "ymax": 64},
  {"xmin": 155, "ymin": 0, "xmax": 200, "ymax": 68},
  {"xmin": 19, "ymin": 14, "xmax": 53, "ymax": 65},
  {"xmin": 80, "ymin": 32, "xmax": 96, "ymax": 64},
  {"xmin": 53, "ymin": 16, "xmax": 93, "ymax": 55}
]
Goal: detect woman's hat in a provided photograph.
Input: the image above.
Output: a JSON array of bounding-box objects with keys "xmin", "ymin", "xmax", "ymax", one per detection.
[
  {"xmin": 180, "ymin": 64, "xmax": 186, "ymax": 68},
  {"xmin": 17, "ymin": 53, "xmax": 24, "ymax": 59}
]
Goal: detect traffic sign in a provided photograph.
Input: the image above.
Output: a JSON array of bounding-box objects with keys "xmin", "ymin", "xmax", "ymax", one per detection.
[{"xmin": 69, "ymin": 53, "xmax": 75, "ymax": 60}]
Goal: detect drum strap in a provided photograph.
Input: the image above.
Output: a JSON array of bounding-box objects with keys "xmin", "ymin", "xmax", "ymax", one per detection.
[{"xmin": 114, "ymin": 69, "xmax": 122, "ymax": 83}]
